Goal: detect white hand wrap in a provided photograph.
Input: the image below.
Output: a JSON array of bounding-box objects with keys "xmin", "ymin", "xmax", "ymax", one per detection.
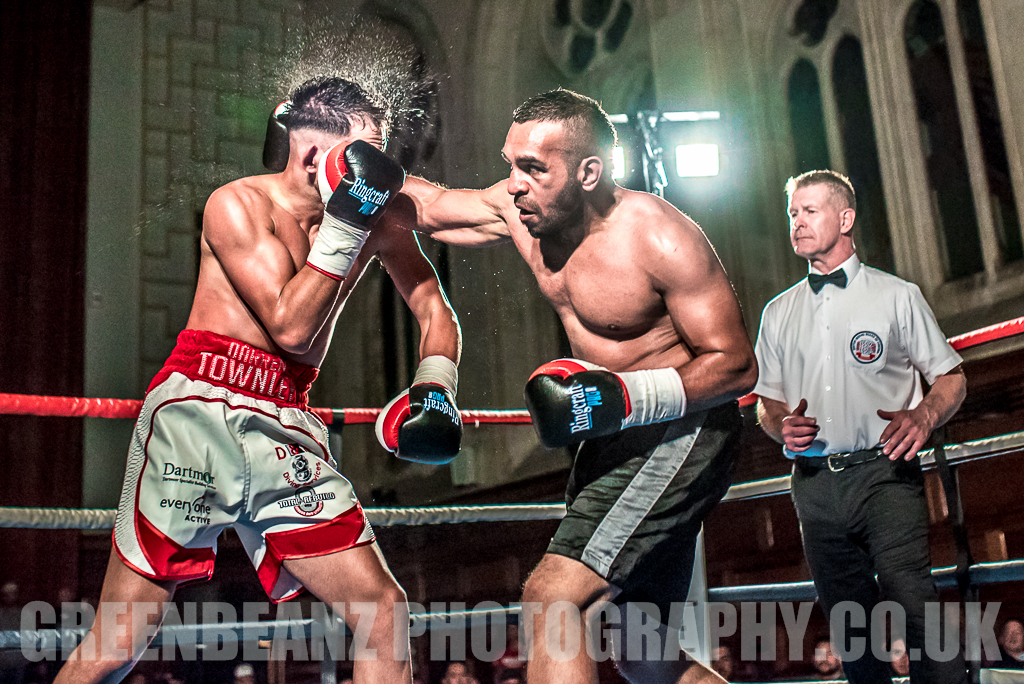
[
  {"xmin": 305, "ymin": 214, "xmax": 369, "ymax": 280},
  {"xmin": 412, "ymin": 355, "xmax": 458, "ymax": 396},
  {"xmin": 618, "ymin": 367, "xmax": 687, "ymax": 429}
]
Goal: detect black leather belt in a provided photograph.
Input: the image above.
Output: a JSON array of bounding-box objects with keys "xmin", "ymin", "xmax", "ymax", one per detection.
[{"xmin": 795, "ymin": 448, "xmax": 884, "ymax": 473}]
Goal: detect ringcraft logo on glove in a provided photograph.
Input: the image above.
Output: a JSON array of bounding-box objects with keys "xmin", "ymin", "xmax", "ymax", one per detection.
[
  {"xmin": 423, "ymin": 390, "xmax": 461, "ymax": 424},
  {"xmin": 348, "ymin": 176, "xmax": 390, "ymax": 215},
  {"xmin": 569, "ymin": 384, "xmax": 604, "ymax": 434}
]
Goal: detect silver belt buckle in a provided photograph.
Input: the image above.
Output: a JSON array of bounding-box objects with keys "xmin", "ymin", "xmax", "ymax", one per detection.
[{"xmin": 827, "ymin": 454, "xmax": 846, "ymax": 472}]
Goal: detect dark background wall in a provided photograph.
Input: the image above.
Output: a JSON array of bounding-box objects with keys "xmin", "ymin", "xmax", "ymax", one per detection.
[{"xmin": 0, "ymin": 0, "xmax": 91, "ymax": 601}]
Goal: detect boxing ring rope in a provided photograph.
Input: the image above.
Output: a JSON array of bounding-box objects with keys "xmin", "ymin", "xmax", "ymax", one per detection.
[
  {"xmin": 2, "ymin": 426, "xmax": 1024, "ymax": 529},
  {"xmin": 0, "ymin": 393, "xmax": 531, "ymax": 427},
  {"xmin": 0, "ymin": 502, "xmax": 569, "ymax": 530},
  {"xmin": 1, "ymin": 315, "xmax": 1020, "ymax": 421},
  {"xmin": 1, "ymin": 316, "xmax": 1023, "ymax": 679}
]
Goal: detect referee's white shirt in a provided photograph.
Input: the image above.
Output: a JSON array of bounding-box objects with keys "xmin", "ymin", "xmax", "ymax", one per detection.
[{"xmin": 753, "ymin": 254, "xmax": 962, "ymax": 458}]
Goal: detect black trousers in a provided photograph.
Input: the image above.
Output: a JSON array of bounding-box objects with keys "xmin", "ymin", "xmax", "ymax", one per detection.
[{"xmin": 791, "ymin": 456, "xmax": 968, "ymax": 684}]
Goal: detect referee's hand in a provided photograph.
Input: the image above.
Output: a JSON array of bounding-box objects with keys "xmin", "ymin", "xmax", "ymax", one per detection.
[
  {"xmin": 781, "ymin": 398, "xmax": 819, "ymax": 452},
  {"xmin": 877, "ymin": 407, "xmax": 934, "ymax": 461}
]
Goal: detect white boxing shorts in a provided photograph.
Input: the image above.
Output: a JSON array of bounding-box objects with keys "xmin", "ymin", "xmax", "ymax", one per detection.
[{"xmin": 113, "ymin": 329, "xmax": 374, "ymax": 603}]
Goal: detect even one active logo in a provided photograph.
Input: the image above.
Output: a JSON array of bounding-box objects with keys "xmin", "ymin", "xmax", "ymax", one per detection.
[
  {"xmin": 569, "ymin": 384, "xmax": 604, "ymax": 434},
  {"xmin": 160, "ymin": 495, "xmax": 212, "ymax": 524},
  {"xmin": 850, "ymin": 331, "xmax": 883, "ymax": 363},
  {"xmin": 279, "ymin": 487, "xmax": 335, "ymax": 517},
  {"xmin": 349, "ymin": 177, "xmax": 389, "ymax": 216}
]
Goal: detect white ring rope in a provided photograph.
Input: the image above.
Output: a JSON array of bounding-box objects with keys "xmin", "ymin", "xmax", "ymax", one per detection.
[
  {"xmin": 3, "ymin": 429, "xmax": 1021, "ymax": 530},
  {"xmin": 0, "ymin": 503, "xmax": 568, "ymax": 530}
]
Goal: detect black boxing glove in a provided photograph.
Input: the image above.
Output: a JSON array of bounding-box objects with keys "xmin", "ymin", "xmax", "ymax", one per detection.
[
  {"xmin": 524, "ymin": 359, "xmax": 687, "ymax": 448},
  {"xmin": 308, "ymin": 140, "xmax": 406, "ymax": 279},
  {"xmin": 376, "ymin": 356, "xmax": 463, "ymax": 464},
  {"xmin": 262, "ymin": 100, "xmax": 291, "ymax": 172}
]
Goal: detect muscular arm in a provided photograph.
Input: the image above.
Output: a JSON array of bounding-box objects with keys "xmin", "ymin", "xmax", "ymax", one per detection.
[
  {"xmin": 648, "ymin": 210, "xmax": 759, "ymax": 411},
  {"xmin": 399, "ymin": 176, "xmax": 513, "ymax": 247},
  {"xmin": 201, "ymin": 185, "xmax": 344, "ymax": 354},
  {"xmin": 371, "ymin": 213, "xmax": 462, "ymax": 364}
]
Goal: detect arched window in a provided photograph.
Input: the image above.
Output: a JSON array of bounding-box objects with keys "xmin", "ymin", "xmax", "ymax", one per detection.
[
  {"xmin": 905, "ymin": 0, "xmax": 984, "ymax": 279},
  {"xmin": 832, "ymin": 35, "xmax": 894, "ymax": 273},
  {"xmin": 957, "ymin": 0, "xmax": 1022, "ymax": 263},
  {"xmin": 787, "ymin": 59, "xmax": 830, "ymax": 174}
]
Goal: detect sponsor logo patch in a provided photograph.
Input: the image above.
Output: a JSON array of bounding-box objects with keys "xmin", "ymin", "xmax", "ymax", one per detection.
[
  {"xmin": 162, "ymin": 462, "xmax": 216, "ymax": 490},
  {"xmin": 278, "ymin": 443, "xmax": 322, "ymax": 489},
  {"xmin": 850, "ymin": 331, "xmax": 883, "ymax": 364},
  {"xmin": 160, "ymin": 494, "xmax": 212, "ymax": 525},
  {"xmin": 279, "ymin": 486, "xmax": 335, "ymax": 517}
]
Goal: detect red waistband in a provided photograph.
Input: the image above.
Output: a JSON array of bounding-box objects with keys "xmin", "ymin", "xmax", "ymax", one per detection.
[{"xmin": 149, "ymin": 330, "xmax": 319, "ymax": 410}]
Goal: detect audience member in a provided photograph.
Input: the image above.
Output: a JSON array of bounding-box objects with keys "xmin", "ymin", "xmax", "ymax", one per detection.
[
  {"xmin": 232, "ymin": 663, "xmax": 256, "ymax": 684},
  {"xmin": 996, "ymin": 620, "xmax": 1024, "ymax": 669},
  {"xmin": 493, "ymin": 624, "xmax": 524, "ymax": 683},
  {"xmin": 441, "ymin": 661, "xmax": 481, "ymax": 684},
  {"xmin": 712, "ymin": 645, "xmax": 735, "ymax": 681},
  {"xmin": 0, "ymin": 581, "xmax": 25, "ymax": 684},
  {"xmin": 891, "ymin": 638, "xmax": 910, "ymax": 677},
  {"xmin": 813, "ymin": 638, "xmax": 843, "ymax": 680}
]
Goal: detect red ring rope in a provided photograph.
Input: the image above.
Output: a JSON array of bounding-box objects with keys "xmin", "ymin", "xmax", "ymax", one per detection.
[
  {"xmin": 0, "ymin": 393, "xmax": 531, "ymax": 426},
  {"xmin": 1, "ymin": 318, "xmax": 1020, "ymax": 419}
]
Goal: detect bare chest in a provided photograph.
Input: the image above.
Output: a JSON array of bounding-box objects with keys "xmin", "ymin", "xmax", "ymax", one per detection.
[{"xmin": 520, "ymin": 235, "xmax": 662, "ymax": 336}]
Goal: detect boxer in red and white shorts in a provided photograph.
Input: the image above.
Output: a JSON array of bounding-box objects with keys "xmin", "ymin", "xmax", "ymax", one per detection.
[
  {"xmin": 114, "ymin": 330, "xmax": 374, "ymax": 602},
  {"xmin": 55, "ymin": 77, "xmax": 462, "ymax": 684}
]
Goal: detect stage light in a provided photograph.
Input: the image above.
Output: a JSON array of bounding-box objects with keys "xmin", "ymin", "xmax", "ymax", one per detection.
[
  {"xmin": 662, "ymin": 111, "xmax": 720, "ymax": 122},
  {"xmin": 675, "ymin": 144, "xmax": 719, "ymax": 177},
  {"xmin": 607, "ymin": 111, "xmax": 719, "ymax": 124},
  {"xmin": 612, "ymin": 146, "xmax": 626, "ymax": 180},
  {"xmin": 606, "ymin": 110, "xmax": 724, "ymax": 194}
]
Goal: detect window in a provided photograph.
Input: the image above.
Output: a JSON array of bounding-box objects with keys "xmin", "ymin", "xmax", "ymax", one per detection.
[
  {"xmin": 787, "ymin": 59, "xmax": 831, "ymax": 174},
  {"xmin": 833, "ymin": 36, "xmax": 894, "ymax": 274},
  {"xmin": 905, "ymin": 0, "xmax": 984, "ymax": 279},
  {"xmin": 957, "ymin": 0, "xmax": 1022, "ymax": 264}
]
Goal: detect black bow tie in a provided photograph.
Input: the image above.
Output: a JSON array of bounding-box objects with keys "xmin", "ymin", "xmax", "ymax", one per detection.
[{"xmin": 808, "ymin": 269, "xmax": 847, "ymax": 294}]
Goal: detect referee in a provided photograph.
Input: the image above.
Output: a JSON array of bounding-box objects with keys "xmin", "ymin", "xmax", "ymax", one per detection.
[{"xmin": 754, "ymin": 170, "xmax": 968, "ymax": 684}]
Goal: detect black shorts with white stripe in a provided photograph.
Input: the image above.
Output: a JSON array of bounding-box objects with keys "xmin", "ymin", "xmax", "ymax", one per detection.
[{"xmin": 547, "ymin": 401, "xmax": 742, "ymax": 620}]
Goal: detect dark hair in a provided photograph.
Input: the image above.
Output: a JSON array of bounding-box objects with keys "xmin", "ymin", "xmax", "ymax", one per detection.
[
  {"xmin": 512, "ymin": 88, "xmax": 618, "ymax": 166},
  {"xmin": 284, "ymin": 76, "xmax": 389, "ymax": 141},
  {"xmin": 786, "ymin": 169, "xmax": 857, "ymax": 213}
]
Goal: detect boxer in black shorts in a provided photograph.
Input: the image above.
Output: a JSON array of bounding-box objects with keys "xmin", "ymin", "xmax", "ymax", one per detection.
[
  {"xmin": 552, "ymin": 403, "xmax": 742, "ymax": 620},
  {"xmin": 400, "ymin": 89, "xmax": 757, "ymax": 683}
]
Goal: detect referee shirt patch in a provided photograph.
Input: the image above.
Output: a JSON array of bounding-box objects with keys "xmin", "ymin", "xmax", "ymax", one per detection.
[{"xmin": 850, "ymin": 331, "xmax": 883, "ymax": 364}]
